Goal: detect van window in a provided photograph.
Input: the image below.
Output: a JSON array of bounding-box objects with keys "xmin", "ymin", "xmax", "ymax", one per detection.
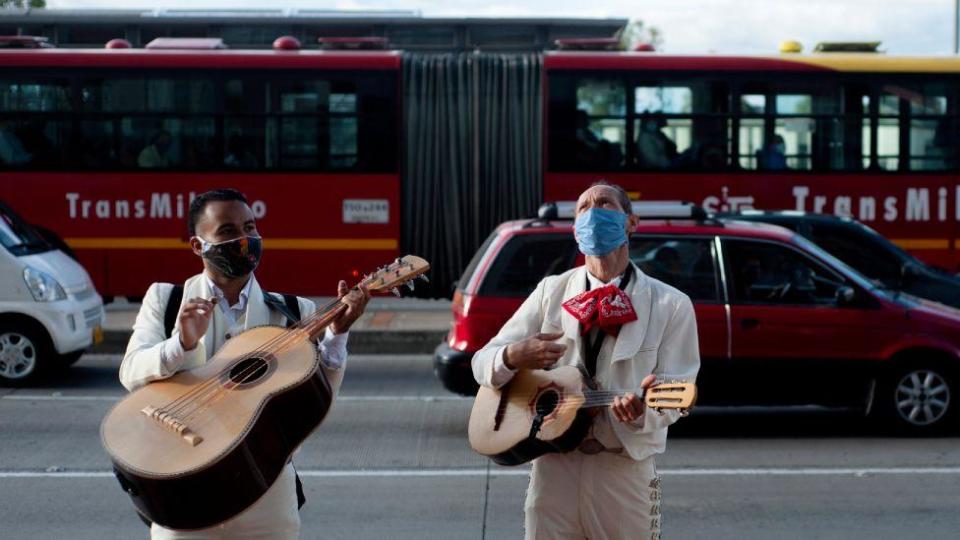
[{"xmin": 479, "ymin": 233, "xmax": 578, "ymax": 297}]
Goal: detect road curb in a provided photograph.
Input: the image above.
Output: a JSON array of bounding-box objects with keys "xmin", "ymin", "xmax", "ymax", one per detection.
[{"xmin": 94, "ymin": 329, "xmax": 448, "ymax": 355}]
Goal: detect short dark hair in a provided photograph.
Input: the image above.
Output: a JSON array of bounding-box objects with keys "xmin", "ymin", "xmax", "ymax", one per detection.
[
  {"xmin": 589, "ymin": 180, "xmax": 633, "ymax": 215},
  {"xmin": 188, "ymin": 188, "xmax": 249, "ymax": 236}
]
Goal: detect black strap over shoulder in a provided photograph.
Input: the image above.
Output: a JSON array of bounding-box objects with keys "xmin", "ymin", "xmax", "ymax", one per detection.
[
  {"xmin": 163, "ymin": 284, "xmax": 184, "ymax": 339},
  {"xmin": 262, "ymin": 292, "xmax": 302, "ymax": 327}
]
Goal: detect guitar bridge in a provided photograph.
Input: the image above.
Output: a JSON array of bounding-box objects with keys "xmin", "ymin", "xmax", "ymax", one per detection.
[{"xmin": 141, "ymin": 406, "xmax": 204, "ymax": 446}]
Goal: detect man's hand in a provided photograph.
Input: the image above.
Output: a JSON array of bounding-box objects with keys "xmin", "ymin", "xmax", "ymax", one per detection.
[
  {"xmin": 330, "ymin": 280, "xmax": 370, "ymax": 335},
  {"xmin": 178, "ymin": 297, "xmax": 217, "ymax": 351},
  {"xmin": 503, "ymin": 332, "xmax": 567, "ymax": 370},
  {"xmin": 611, "ymin": 374, "xmax": 656, "ymax": 423}
]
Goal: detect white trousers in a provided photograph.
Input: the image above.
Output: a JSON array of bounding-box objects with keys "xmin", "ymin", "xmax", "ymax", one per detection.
[
  {"xmin": 524, "ymin": 452, "xmax": 661, "ymax": 540},
  {"xmin": 150, "ymin": 463, "xmax": 301, "ymax": 539}
]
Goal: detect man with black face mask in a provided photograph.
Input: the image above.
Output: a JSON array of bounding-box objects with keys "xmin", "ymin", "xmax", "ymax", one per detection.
[{"xmin": 120, "ymin": 188, "xmax": 369, "ymax": 539}]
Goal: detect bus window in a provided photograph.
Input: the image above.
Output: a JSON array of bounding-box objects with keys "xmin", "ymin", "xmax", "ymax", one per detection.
[
  {"xmin": 634, "ymin": 83, "xmax": 728, "ymax": 171},
  {"xmin": 269, "ymin": 79, "xmax": 360, "ymax": 170},
  {"xmin": 0, "ymin": 79, "xmax": 71, "ymax": 169},
  {"xmin": 737, "ymin": 93, "xmax": 765, "ymax": 169},
  {"xmin": 876, "ymin": 92, "xmax": 900, "ymax": 170},
  {"xmin": 575, "ymin": 78, "xmax": 626, "ymax": 169},
  {"xmin": 80, "ymin": 77, "xmax": 217, "ymax": 169}
]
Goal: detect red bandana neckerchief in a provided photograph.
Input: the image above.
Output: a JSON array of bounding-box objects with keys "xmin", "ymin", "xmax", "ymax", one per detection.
[{"xmin": 562, "ymin": 270, "xmax": 638, "ymax": 338}]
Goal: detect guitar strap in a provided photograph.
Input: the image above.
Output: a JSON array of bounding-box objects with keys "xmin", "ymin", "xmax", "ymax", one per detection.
[{"xmin": 581, "ymin": 264, "xmax": 634, "ymax": 379}]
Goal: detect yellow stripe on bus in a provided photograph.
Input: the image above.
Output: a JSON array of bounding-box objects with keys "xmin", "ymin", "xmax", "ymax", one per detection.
[
  {"xmin": 65, "ymin": 237, "xmax": 398, "ymax": 250},
  {"xmin": 781, "ymin": 55, "xmax": 960, "ymax": 73},
  {"xmin": 890, "ymin": 238, "xmax": 952, "ymax": 250}
]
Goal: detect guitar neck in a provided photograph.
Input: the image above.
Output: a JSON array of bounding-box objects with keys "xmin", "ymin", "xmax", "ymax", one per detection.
[
  {"xmin": 580, "ymin": 388, "xmax": 643, "ymax": 408},
  {"xmin": 302, "ymin": 301, "xmax": 348, "ymax": 341}
]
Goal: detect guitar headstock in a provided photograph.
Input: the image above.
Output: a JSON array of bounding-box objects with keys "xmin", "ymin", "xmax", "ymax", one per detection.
[
  {"xmin": 643, "ymin": 381, "xmax": 697, "ymax": 415},
  {"xmin": 362, "ymin": 255, "xmax": 431, "ymax": 296}
]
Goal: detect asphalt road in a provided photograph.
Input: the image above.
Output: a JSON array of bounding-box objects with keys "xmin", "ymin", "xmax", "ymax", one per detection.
[{"xmin": 2, "ymin": 354, "xmax": 960, "ymax": 540}]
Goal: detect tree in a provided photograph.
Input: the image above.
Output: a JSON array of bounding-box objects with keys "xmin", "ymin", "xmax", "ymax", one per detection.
[
  {"xmin": 0, "ymin": 0, "xmax": 46, "ymax": 8},
  {"xmin": 617, "ymin": 19, "xmax": 663, "ymax": 51}
]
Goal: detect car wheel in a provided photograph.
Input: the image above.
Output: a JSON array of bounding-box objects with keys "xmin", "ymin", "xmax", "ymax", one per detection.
[
  {"xmin": 0, "ymin": 327, "xmax": 50, "ymax": 385},
  {"xmin": 877, "ymin": 362, "xmax": 955, "ymax": 434}
]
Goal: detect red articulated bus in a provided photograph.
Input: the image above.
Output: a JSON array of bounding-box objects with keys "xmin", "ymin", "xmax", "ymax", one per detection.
[
  {"xmin": 0, "ymin": 44, "xmax": 400, "ymax": 298},
  {"xmin": 544, "ymin": 51, "xmax": 960, "ymax": 271}
]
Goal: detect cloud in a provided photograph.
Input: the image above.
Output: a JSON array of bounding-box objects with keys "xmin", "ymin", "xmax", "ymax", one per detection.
[{"xmin": 44, "ymin": 0, "xmax": 955, "ymax": 54}]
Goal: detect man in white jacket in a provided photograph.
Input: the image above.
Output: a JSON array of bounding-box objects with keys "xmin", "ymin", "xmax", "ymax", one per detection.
[
  {"xmin": 120, "ymin": 188, "xmax": 369, "ymax": 539},
  {"xmin": 472, "ymin": 182, "xmax": 700, "ymax": 540}
]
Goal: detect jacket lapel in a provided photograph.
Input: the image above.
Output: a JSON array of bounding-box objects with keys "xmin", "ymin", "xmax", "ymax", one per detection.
[
  {"xmin": 244, "ymin": 276, "xmax": 272, "ymax": 330},
  {"xmin": 560, "ymin": 266, "xmax": 588, "ymax": 350},
  {"xmin": 609, "ymin": 264, "xmax": 652, "ymax": 364}
]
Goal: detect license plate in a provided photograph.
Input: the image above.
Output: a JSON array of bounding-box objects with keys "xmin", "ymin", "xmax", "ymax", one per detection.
[{"xmin": 92, "ymin": 325, "xmax": 104, "ymax": 346}]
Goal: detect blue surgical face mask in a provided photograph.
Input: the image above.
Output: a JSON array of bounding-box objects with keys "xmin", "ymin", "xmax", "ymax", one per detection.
[{"xmin": 574, "ymin": 207, "xmax": 628, "ymax": 257}]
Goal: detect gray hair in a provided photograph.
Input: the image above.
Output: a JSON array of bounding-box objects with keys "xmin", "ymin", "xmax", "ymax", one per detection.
[{"xmin": 588, "ymin": 180, "xmax": 633, "ymax": 215}]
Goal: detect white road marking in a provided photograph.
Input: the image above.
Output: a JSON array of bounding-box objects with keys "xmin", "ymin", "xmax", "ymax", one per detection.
[
  {"xmin": 1, "ymin": 394, "xmax": 469, "ymax": 403},
  {"xmin": 5, "ymin": 467, "xmax": 960, "ymax": 479}
]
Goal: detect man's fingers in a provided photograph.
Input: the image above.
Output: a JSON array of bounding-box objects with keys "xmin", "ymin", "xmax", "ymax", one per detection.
[
  {"xmin": 535, "ymin": 332, "xmax": 564, "ymax": 341},
  {"xmin": 337, "ymin": 280, "xmax": 349, "ymax": 298},
  {"xmin": 543, "ymin": 342, "xmax": 567, "ymax": 354},
  {"xmin": 639, "ymin": 374, "xmax": 657, "ymax": 389}
]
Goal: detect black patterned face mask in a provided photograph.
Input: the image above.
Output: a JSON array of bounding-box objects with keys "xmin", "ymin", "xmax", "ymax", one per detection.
[{"xmin": 196, "ymin": 235, "xmax": 263, "ymax": 278}]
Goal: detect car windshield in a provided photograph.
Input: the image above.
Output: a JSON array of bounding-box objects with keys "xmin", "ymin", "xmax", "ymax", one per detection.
[{"xmin": 0, "ymin": 202, "xmax": 52, "ymax": 256}]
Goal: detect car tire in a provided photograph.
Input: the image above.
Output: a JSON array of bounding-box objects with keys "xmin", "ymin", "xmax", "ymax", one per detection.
[
  {"xmin": 875, "ymin": 360, "xmax": 956, "ymax": 435},
  {"xmin": 0, "ymin": 324, "xmax": 52, "ymax": 386}
]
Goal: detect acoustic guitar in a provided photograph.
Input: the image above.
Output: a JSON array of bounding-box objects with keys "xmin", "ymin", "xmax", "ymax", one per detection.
[
  {"xmin": 468, "ymin": 366, "xmax": 696, "ymax": 466},
  {"xmin": 100, "ymin": 256, "xmax": 430, "ymax": 530}
]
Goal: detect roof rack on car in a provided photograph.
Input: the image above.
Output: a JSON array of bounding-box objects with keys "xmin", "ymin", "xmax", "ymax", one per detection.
[{"xmin": 536, "ymin": 200, "xmax": 710, "ymax": 221}]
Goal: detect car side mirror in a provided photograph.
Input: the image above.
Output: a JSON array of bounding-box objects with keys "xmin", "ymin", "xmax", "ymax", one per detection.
[{"xmin": 836, "ymin": 285, "xmax": 855, "ymax": 305}]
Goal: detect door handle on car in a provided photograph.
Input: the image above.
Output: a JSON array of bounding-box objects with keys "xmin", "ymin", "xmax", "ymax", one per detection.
[{"xmin": 740, "ymin": 318, "xmax": 760, "ymax": 330}]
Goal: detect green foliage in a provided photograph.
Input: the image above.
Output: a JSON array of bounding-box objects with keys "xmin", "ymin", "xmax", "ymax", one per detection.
[
  {"xmin": 617, "ymin": 19, "xmax": 663, "ymax": 51},
  {"xmin": 0, "ymin": 0, "xmax": 46, "ymax": 8}
]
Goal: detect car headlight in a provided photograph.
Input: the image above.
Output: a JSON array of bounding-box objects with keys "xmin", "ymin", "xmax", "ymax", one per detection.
[{"xmin": 23, "ymin": 266, "xmax": 67, "ymax": 302}]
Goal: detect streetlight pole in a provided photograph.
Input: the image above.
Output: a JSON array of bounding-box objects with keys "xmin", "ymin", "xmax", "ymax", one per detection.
[{"xmin": 955, "ymin": 0, "xmax": 959, "ymax": 54}]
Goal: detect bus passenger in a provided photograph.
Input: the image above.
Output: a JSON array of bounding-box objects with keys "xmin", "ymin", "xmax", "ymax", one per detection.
[
  {"xmin": 0, "ymin": 119, "xmax": 32, "ymax": 166},
  {"xmin": 636, "ymin": 115, "xmax": 676, "ymax": 169},
  {"xmin": 756, "ymin": 134, "xmax": 787, "ymax": 170},
  {"xmin": 138, "ymin": 130, "xmax": 173, "ymax": 169}
]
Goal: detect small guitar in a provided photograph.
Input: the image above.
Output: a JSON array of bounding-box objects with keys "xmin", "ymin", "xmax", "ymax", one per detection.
[
  {"xmin": 101, "ymin": 256, "xmax": 429, "ymax": 530},
  {"xmin": 468, "ymin": 366, "xmax": 696, "ymax": 466}
]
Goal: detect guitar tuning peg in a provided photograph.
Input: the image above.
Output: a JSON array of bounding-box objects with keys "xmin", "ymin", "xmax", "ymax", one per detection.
[
  {"xmin": 405, "ymin": 281, "xmax": 415, "ymax": 291},
  {"xmin": 391, "ymin": 287, "xmax": 401, "ymax": 297},
  {"xmin": 679, "ymin": 409, "xmax": 690, "ymax": 417},
  {"xmin": 418, "ymin": 274, "xmax": 430, "ymax": 283}
]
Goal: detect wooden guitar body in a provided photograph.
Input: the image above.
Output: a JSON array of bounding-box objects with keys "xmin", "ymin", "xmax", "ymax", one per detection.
[
  {"xmin": 100, "ymin": 325, "xmax": 331, "ymax": 530},
  {"xmin": 468, "ymin": 366, "xmax": 592, "ymax": 466},
  {"xmin": 468, "ymin": 366, "xmax": 697, "ymax": 466}
]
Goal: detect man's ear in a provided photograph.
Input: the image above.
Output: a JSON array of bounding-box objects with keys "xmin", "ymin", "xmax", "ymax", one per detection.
[
  {"xmin": 627, "ymin": 214, "xmax": 640, "ymax": 233},
  {"xmin": 189, "ymin": 236, "xmax": 203, "ymax": 256}
]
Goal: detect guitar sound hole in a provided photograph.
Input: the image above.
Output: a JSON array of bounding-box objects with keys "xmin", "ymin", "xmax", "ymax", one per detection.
[
  {"xmin": 228, "ymin": 357, "xmax": 269, "ymax": 385},
  {"xmin": 535, "ymin": 389, "xmax": 560, "ymax": 417}
]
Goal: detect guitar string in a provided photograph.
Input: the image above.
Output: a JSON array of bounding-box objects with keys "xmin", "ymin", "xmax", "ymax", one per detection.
[
  {"xmin": 165, "ymin": 301, "xmax": 343, "ymax": 417},
  {"xmin": 157, "ymin": 266, "xmax": 392, "ymax": 417},
  {"xmin": 161, "ymin": 295, "xmax": 347, "ymax": 418},
  {"xmin": 167, "ymin": 291, "xmax": 358, "ymax": 420},
  {"xmin": 165, "ymin": 264, "xmax": 422, "ymax": 421},
  {"xmin": 178, "ymin": 307, "xmax": 347, "ymax": 423}
]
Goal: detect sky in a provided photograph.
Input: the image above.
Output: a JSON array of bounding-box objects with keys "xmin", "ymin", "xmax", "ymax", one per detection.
[{"xmin": 42, "ymin": 0, "xmax": 959, "ymax": 55}]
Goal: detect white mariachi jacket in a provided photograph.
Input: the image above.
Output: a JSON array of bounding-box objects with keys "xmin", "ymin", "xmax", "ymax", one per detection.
[
  {"xmin": 472, "ymin": 264, "xmax": 701, "ymax": 461},
  {"xmin": 119, "ymin": 273, "xmax": 346, "ymax": 397}
]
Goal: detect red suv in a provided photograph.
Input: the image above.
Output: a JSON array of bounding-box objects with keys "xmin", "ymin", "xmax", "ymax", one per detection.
[{"xmin": 434, "ymin": 203, "xmax": 960, "ymax": 434}]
